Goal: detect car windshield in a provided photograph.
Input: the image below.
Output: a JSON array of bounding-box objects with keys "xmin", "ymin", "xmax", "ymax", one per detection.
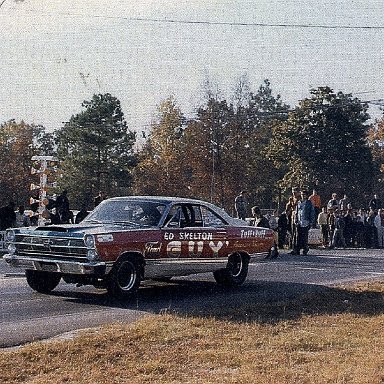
[{"xmin": 84, "ymin": 200, "xmax": 166, "ymax": 227}]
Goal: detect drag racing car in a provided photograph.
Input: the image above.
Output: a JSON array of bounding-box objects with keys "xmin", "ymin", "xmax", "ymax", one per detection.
[{"xmin": 4, "ymin": 196, "xmax": 278, "ymax": 298}]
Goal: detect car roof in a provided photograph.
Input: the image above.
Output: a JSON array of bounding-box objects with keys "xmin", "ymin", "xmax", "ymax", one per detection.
[
  {"xmin": 105, "ymin": 196, "xmax": 241, "ymax": 224},
  {"xmin": 107, "ymin": 196, "xmax": 211, "ymax": 205}
]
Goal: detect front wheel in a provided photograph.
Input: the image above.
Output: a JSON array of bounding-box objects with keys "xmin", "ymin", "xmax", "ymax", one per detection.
[
  {"xmin": 106, "ymin": 256, "xmax": 142, "ymax": 298},
  {"xmin": 213, "ymin": 252, "xmax": 249, "ymax": 286},
  {"xmin": 25, "ymin": 270, "xmax": 61, "ymax": 293}
]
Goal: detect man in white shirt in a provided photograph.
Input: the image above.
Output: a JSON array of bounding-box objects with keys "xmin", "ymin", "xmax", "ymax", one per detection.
[{"xmin": 317, "ymin": 207, "xmax": 329, "ymax": 247}]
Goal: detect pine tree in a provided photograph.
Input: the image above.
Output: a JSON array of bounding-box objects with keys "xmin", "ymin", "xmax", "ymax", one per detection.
[
  {"xmin": 56, "ymin": 93, "xmax": 136, "ymax": 208},
  {"xmin": 267, "ymin": 87, "xmax": 374, "ymax": 204}
]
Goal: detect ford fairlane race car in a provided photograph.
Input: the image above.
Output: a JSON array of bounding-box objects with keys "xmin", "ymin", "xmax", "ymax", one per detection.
[{"xmin": 3, "ymin": 196, "xmax": 278, "ymax": 298}]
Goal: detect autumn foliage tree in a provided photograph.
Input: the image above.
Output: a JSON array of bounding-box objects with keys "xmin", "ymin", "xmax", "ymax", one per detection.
[
  {"xmin": 368, "ymin": 116, "xmax": 384, "ymax": 193},
  {"xmin": 189, "ymin": 98, "xmax": 236, "ymax": 207},
  {"xmin": 235, "ymin": 80, "xmax": 290, "ymax": 208},
  {"xmin": 134, "ymin": 96, "xmax": 237, "ymax": 205},
  {"xmin": 267, "ymin": 87, "xmax": 375, "ymax": 204},
  {"xmin": 0, "ymin": 120, "xmax": 54, "ymax": 206},
  {"xmin": 133, "ymin": 97, "xmax": 186, "ymax": 196},
  {"xmin": 134, "ymin": 80, "xmax": 289, "ymax": 213},
  {"xmin": 181, "ymin": 80, "xmax": 289, "ymax": 211}
]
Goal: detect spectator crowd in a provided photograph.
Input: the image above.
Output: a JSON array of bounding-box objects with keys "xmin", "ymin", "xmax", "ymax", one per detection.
[
  {"xmin": 236, "ymin": 189, "xmax": 384, "ymax": 254},
  {"xmin": 315, "ymin": 192, "xmax": 384, "ymax": 250}
]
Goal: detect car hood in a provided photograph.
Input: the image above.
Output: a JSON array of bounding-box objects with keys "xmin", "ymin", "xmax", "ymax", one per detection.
[{"xmin": 16, "ymin": 222, "xmax": 157, "ymax": 237}]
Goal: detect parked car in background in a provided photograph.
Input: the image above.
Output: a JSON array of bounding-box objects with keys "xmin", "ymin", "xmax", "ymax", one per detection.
[{"xmin": 3, "ymin": 196, "xmax": 278, "ymax": 298}]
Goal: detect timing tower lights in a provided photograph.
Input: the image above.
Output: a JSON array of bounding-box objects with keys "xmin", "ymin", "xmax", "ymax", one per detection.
[{"xmin": 30, "ymin": 155, "xmax": 59, "ymax": 225}]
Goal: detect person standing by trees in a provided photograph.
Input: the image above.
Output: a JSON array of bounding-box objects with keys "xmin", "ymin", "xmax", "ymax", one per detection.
[
  {"xmin": 56, "ymin": 190, "xmax": 70, "ymax": 224},
  {"xmin": 75, "ymin": 204, "xmax": 89, "ymax": 224},
  {"xmin": 343, "ymin": 208, "xmax": 354, "ymax": 247},
  {"xmin": 309, "ymin": 189, "xmax": 321, "ymax": 226},
  {"xmin": 374, "ymin": 208, "xmax": 383, "ymax": 248},
  {"xmin": 234, "ymin": 190, "xmax": 248, "ymax": 220},
  {"xmin": 328, "ymin": 207, "xmax": 336, "ymax": 248},
  {"xmin": 330, "ymin": 209, "xmax": 346, "ymax": 249},
  {"xmin": 277, "ymin": 210, "xmax": 289, "ymax": 249},
  {"xmin": 94, "ymin": 191, "xmax": 106, "ymax": 208},
  {"xmin": 354, "ymin": 210, "xmax": 364, "ymax": 248},
  {"xmin": 368, "ymin": 194, "xmax": 381, "ymax": 212},
  {"xmin": 317, "ymin": 207, "xmax": 329, "ymax": 247},
  {"xmin": 292, "ymin": 189, "xmax": 315, "ymax": 255},
  {"xmin": 339, "ymin": 194, "xmax": 351, "ymax": 213},
  {"xmin": 0, "ymin": 201, "xmax": 16, "ymax": 230},
  {"xmin": 15, "ymin": 205, "xmax": 30, "ymax": 227},
  {"xmin": 289, "ymin": 187, "xmax": 301, "ymax": 253},
  {"xmin": 251, "ymin": 206, "xmax": 270, "ymax": 228},
  {"xmin": 366, "ymin": 209, "xmax": 378, "ymax": 248},
  {"xmin": 327, "ymin": 193, "xmax": 340, "ymax": 211},
  {"xmin": 285, "ymin": 195, "xmax": 295, "ymax": 248}
]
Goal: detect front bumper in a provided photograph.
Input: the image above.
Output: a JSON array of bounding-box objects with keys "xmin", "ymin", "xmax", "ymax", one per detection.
[{"xmin": 3, "ymin": 254, "xmax": 112, "ymax": 276}]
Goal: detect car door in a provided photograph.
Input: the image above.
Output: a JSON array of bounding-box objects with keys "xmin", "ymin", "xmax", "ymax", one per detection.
[
  {"xmin": 197, "ymin": 204, "xmax": 228, "ymax": 259},
  {"xmin": 161, "ymin": 203, "xmax": 229, "ymax": 259},
  {"xmin": 160, "ymin": 204, "xmax": 188, "ymax": 258}
]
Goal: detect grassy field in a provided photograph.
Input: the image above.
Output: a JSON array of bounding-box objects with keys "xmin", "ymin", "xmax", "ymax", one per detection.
[{"xmin": 0, "ymin": 281, "xmax": 383, "ymax": 384}]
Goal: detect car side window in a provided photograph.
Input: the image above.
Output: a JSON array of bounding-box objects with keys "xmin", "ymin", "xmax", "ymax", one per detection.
[
  {"xmin": 165, "ymin": 205, "xmax": 188, "ymax": 228},
  {"xmin": 186, "ymin": 205, "xmax": 203, "ymax": 227},
  {"xmin": 201, "ymin": 206, "xmax": 227, "ymax": 227},
  {"xmin": 165, "ymin": 204, "xmax": 227, "ymax": 228}
]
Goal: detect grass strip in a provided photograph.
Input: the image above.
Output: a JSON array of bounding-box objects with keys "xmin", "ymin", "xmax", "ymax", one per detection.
[{"xmin": 0, "ymin": 281, "xmax": 383, "ymax": 384}]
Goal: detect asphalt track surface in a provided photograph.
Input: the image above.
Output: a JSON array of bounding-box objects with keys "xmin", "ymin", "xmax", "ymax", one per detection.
[{"xmin": 1, "ymin": 248, "xmax": 383, "ymax": 348}]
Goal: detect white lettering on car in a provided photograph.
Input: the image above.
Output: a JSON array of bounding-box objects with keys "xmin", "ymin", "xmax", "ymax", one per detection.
[
  {"xmin": 165, "ymin": 240, "xmax": 228, "ymax": 257},
  {"xmin": 167, "ymin": 241, "xmax": 181, "ymax": 257},
  {"xmin": 209, "ymin": 241, "xmax": 224, "ymax": 256},
  {"xmin": 145, "ymin": 242, "xmax": 161, "ymax": 257},
  {"xmin": 165, "ymin": 232, "xmax": 213, "ymax": 241},
  {"xmin": 188, "ymin": 241, "xmax": 204, "ymax": 256},
  {"xmin": 240, "ymin": 229, "xmax": 267, "ymax": 238},
  {"xmin": 164, "ymin": 232, "xmax": 175, "ymax": 241}
]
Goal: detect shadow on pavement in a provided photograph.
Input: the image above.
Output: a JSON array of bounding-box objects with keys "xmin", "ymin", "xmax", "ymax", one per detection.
[{"xmin": 53, "ymin": 277, "xmax": 384, "ymax": 324}]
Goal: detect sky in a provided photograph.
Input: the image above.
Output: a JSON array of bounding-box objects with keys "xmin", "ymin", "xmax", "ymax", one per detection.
[{"xmin": 1, "ymin": 0, "xmax": 384, "ymax": 134}]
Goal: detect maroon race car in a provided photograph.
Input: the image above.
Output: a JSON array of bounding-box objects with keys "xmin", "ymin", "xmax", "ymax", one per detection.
[{"xmin": 4, "ymin": 196, "xmax": 277, "ymax": 298}]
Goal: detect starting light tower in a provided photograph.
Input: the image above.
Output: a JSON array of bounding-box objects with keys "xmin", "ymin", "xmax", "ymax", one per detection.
[{"xmin": 30, "ymin": 155, "xmax": 59, "ymax": 225}]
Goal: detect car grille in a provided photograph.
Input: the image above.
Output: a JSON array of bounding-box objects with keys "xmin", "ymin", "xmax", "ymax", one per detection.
[{"xmin": 14, "ymin": 234, "xmax": 88, "ymax": 260}]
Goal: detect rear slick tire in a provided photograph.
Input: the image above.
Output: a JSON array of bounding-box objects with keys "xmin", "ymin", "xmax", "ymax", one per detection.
[{"xmin": 213, "ymin": 252, "xmax": 249, "ymax": 286}]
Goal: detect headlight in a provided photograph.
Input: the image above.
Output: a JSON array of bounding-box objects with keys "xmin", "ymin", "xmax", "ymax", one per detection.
[
  {"xmin": 87, "ymin": 249, "xmax": 99, "ymax": 261},
  {"xmin": 84, "ymin": 234, "xmax": 98, "ymax": 261},
  {"xmin": 5, "ymin": 230, "xmax": 15, "ymax": 242},
  {"xmin": 7, "ymin": 243, "xmax": 16, "ymax": 255},
  {"xmin": 84, "ymin": 234, "xmax": 95, "ymax": 248}
]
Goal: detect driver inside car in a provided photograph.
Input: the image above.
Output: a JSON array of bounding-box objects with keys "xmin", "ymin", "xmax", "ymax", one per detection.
[{"xmin": 137, "ymin": 205, "xmax": 162, "ymax": 226}]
